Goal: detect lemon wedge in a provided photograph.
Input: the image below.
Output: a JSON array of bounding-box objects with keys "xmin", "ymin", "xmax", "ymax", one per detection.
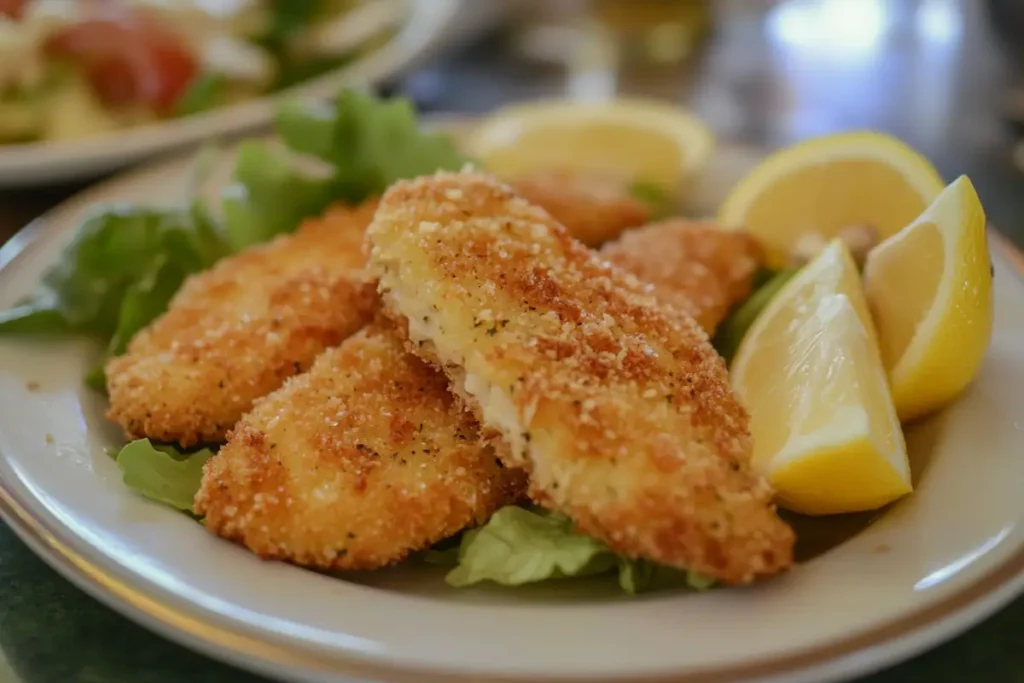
[
  {"xmin": 863, "ymin": 176, "xmax": 993, "ymax": 423},
  {"xmin": 731, "ymin": 241, "xmax": 911, "ymax": 515},
  {"xmin": 718, "ymin": 131, "xmax": 946, "ymax": 268},
  {"xmin": 465, "ymin": 98, "xmax": 715, "ymax": 192}
]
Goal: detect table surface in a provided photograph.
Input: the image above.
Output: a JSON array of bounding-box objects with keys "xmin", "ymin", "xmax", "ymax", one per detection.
[{"xmin": 1, "ymin": 1, "xmax": 1023, "ymax": 681}]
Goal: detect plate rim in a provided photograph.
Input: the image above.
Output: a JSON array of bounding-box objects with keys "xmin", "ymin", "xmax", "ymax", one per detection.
[
  {"xmin": 0, "ymin": 0, "xmax": 467, "ymax": 185},
  {"xmin": 0, "ymin": 147, "xmax": 1022, "ymax": 683}
]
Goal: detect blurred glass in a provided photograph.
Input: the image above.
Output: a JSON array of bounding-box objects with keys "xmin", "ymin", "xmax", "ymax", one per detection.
[
  {"xmin": 510, "ymin": 0, "xmax": 712, "ymax": 101},
  {"xmin": 589, "ymin": 0, "xmax": 712, "ymax": 65}
]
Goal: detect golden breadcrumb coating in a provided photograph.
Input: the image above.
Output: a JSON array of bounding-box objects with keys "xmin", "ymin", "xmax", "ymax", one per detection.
[
  {"xmin": 194, "ymin": 321, "xmax": 524, "ymax": 570},
  {"xmin": 601, "ymin": 220, "xmax": 764, "ymax": 333},
  {"xmin": 367, "ymin": 171, "xmax": 794, "ymax": 584},
  {"xmin": 195, "ymin": 213, "xmax": 760, "ymax": 570},
  {"xmin": 106, "ymin": 201, "xmax": 379, "ymax": 447},
  {"xmin": 510, "ymin": 170, "xmax": 651, "ymax": 246}
]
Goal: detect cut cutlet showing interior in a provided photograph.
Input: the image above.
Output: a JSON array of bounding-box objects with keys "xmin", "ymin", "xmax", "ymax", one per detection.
[{"xmin": 366, "ymin": 171, "xmax": 794, "ymax": 585}]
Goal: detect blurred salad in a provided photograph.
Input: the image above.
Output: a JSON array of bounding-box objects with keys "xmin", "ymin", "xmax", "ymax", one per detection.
[{"xmin": 0, "ymin": 0, "xmax": 405, "ymax": 143}]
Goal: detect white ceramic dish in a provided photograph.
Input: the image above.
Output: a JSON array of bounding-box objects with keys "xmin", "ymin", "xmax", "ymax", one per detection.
[
  {"xmin": 0, "ymin": 0, "xmax": 467, "ymax": 187},
  {"xmin": 0, "ymin": 146, "xmax": 1022, "ymax": 683}
]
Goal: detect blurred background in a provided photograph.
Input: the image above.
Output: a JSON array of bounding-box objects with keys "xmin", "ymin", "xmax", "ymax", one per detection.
[
  {"xmin": 396, "ymin": 0, "xmax": 1021, "ymax": 234},
  {"xmin": 0, "ymin": 0, "xmax": 1022, "ymax": 238}
]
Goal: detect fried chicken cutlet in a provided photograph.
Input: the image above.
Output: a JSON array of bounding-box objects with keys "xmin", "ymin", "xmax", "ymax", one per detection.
[
  {"xmin": 367, "ymin": 171, "xmax": 794, "ymax": 584},
  {"xmin": 106, "ymin": 201, "xmax": 379, "ymax": 447},
  {"xmin": 510, "ymin": 170, "xmax": 651, "ymax": 246},
  {"xmin": 195, "ymin": 216, "xmax": 765, "ymax": 570},
  {"xmin": 194, "ymin": 321, "xmax": 524, "ymax": 569},
  {"xmin": 600, "ymin": 220, "xmax": 763, "ymax": 333}
]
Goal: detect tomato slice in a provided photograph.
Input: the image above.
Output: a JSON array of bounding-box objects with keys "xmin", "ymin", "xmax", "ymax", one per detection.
[
  {"xmin": 0, "ymin": 0, "xmax": 26, "ymax": 20},
  {"xmin": 45, "ymin": 8, "xmax": 199, "ymax": 113}
]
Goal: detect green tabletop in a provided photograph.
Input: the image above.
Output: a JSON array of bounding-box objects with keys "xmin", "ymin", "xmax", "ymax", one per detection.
[{"xmin": 0, "ymin": 521, "xmax": 1021, "ymax": 683}]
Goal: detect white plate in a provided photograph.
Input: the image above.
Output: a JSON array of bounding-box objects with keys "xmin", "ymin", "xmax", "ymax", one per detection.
[
  {"xmin": 0, "ymin": 0, "xmax": 467, "ymax": 187},
  {"xmin": 0, "ymin": 146, "xmax": 1022, "ymax": 683}
]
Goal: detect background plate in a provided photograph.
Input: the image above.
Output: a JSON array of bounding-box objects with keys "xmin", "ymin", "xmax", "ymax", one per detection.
[
  {"xmin": 0, "ymin": 0, "xmax": 471, "ymax": 187},
  {"xmin": 0, "ymin": 146, "xmax": 1022, "ymax": 683}
]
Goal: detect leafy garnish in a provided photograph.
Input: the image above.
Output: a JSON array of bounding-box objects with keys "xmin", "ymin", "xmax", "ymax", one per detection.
[
  {"xmin": 277, "ymin": 90, "xmax": 468, "ymax": 201},
  {"xmin": 629, "ymin": 180, "xmax": 677, "ymax": 220},
  {"xmin": 0, "ymin": 206, "xmax": 224, "ymax": 345},
  {"xmin": 421, "ymin": 532, "xmax": 464, "ymax": 565},
  {"xmin": 275, "ymin": 99, "xmax": 335, "ymax": 157},
  {"xmin": 84, "ymin": 363, "xmax": 107, "ymax": 394},
  {"xmin": 713, "ymin": 269, "xmax": 798, "ymax": 364},
  {"xmin": 751, "ymin": 266, "xmax": 781, "ymax": 290},
  {"xmin": 446, "ymin": 506, "xmax": 713, "ymax": 595},
  {"xmin": 115, "ymin": 439, "xmax": 214, "ymax": 513},
  {"xmin": 0, "ymin": 89, "xmax": 467, "ymax": 387},
  {"xmin": 221, "ymin": 142, "xmax": 336, "ymax": 251},
  {"xmin": 174, "ymin": 73, "xmax": 230, "ymax": 117},
  {"xmin": 683, "ymin": 569, "xmax": 716, "ymax": 591},
  {"xmin": 274, "ymin": 55, "xmax": 353, "ymax": 90},
  {"xmin": 447, "ymin": 507, "xmax": 617, "ymax": 587},
  {"xmin": 222, "ymin": 91, "xmax": 467, "ymax": 249},
  {"xmin": 423, "ymin": 546, "xmax": 461, "ymax": 566},
  {"xmin": 616, "ymin": 556, "xmax": 655, "ymax": 594},
  {"xmin": 0, "ymin": 305, "xmax": 71, "ymax": 334},
  {"xmin": 259, "ymin": 0, "xmax": 326, "ymax": 46}
]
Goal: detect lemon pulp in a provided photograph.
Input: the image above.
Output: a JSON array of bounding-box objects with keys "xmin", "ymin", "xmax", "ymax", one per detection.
[
  {"xmin": 863, "ymin": 175, "xmax": 993, "ymax": 422},
  {"xmin": 732, "ymin": 241, "xmax": 911, "ymax": 515},
  {"xmin": 719, "ymin": 131, "xmax": 945, "ymax": 267}
]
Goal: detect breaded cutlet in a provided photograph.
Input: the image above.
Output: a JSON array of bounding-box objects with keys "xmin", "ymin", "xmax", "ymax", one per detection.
[
  {"xmin": 195, "ymin": 216, "xmax": 763, "ymax": 570},
  {"xmin": 106, "ymin": 201, "xmax": 379, "ymax": 447},
  {"xmin": 367, "ymin": 171, "xmax": 794, "ymax": 584},
  {"xmin": 510, "ymin": 170, "xmax": 651, "ymax": 246},
  {"xmin": 194, "ymin": 320, "xmax": 525, "ymax": 570},
  {"xmin": 600, "ymin": 220, "xmax": 764, "ymax": 333}
]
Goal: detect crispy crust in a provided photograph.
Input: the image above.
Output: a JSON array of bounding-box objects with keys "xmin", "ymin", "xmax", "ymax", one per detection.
[
  {"xmin": 510, "ymin": 170, "xmax": 651, "ymax": 246},
  {"xmin": 367, "ymin": 171, "xmax": 795, "ymax": 584},
  {"xmin": 194, "ymin": 320, "xmax": 524, "ymax": 570},
  {"xmin": 105, "ymin": 201, "xmax": 379, "ymax": 447},
  {"xmin": 600, "ymin": 220, "xmax": 764, "ymax": 333}
]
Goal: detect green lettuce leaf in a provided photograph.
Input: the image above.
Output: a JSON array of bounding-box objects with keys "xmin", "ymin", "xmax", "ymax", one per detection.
[
  {"xmin": 276, "ymin": 99, "xmax": 335, "ymax": 157},
  {"xmin": 223, "ymin": 90, "xmax": 468, "ymax": 249},
  {"xmin": 617, "ymin": 558, "xmax": 715, "ymax": 594},
  {"xmin": 221, "ymin": 141, "xmax": 336, "ymax": 251},
  {"xmin": 259, "ymin": 0, "xmax": 326, "ymax": 46},
  {"xmin": 277, "ymin": 90, "xmax": 468, "ymax": 202},
  {"xmin": 683, "ymin": 569, "xmax": 716, "ymax": 591},
  {"xmin": 629, "ymin": 180, "xmax": 677, "ymax": 220},
  {"xmin": 174, "ymin": 73, "xmax": 229, "ymax": 117},
  {"xmin": 274, "ymin": 55, "xmax": 354, "ymax": 91},
  {"xmin": 712, "ymin": 268, "xmax": 798, "ymax": 364},
  {"xmin": 421, "ymin": 532, "xmax": 464, "ymax": 565},
  {"xmin": 617, "ymin": 557, "xmax": 656, "ymax": 594},
  {"xmin": 107, "ymin": 255, "xmax": 193, "ymax": 356},
  {"xmin": 446, "ymin": 506, "xmax": 714, "ymax": 595},
  {"xmin": 0, "ymin": 304, "xmax": 72, "ymax": 334},
  {"xmin": 446, "ymin": 507, "xmax": 616, "ymax": 588},
  {"xmin": 84, "ymin": 362, "xmax": 108, "ymax": 394},
  {"xmin": 115, "ymin": 439, "xmax": 214, "ymax": 513},
  {"xmin": 422, "ymin": 546, "xmax": 461, "ymax": 566},
  {"xmin": 0, "ymin": 205, "xmax": 225, "ymax": 342},
  {"xmin": 0, "ymin": 89, "xmax": 466, "ymax": 388}
]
